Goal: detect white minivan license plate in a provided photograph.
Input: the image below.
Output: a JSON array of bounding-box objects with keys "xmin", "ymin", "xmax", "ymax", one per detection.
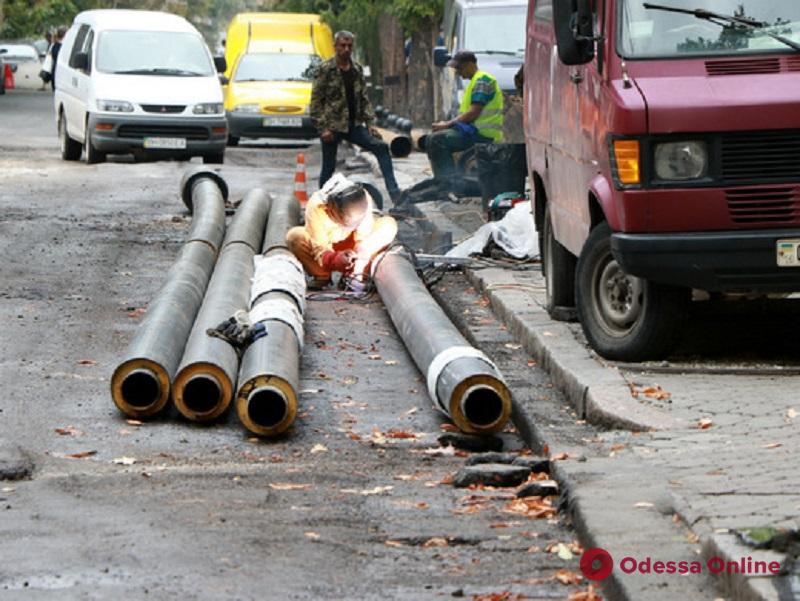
[
  {"xmin": 263, "ymin": 116, "xmax": 302, "ymax": 127},
  {"xmin": 776, "ymin": 239, "xmax": 800, "ymax": 267},
  {"xmin": 143, "ymin": 137, "xmax": 187, "ymax": 150}
]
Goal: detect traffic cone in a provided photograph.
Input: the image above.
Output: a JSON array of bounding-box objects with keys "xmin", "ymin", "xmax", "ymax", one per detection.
[
  {"xmin": 294, "ymin": 152, "xmax": 308, "ymax": 207},
  {"xmin": 3, "ymin": 64, "xmax": 14, "ymax": 90}
]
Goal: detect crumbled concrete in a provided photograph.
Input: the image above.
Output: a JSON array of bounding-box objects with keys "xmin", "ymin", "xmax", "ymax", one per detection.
[{"xmin": 452, "ymin": 463, "xmax": 531, "ymax": 488}]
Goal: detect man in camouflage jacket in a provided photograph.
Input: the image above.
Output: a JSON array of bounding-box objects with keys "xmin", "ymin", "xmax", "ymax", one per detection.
[{"xmin": 310, "ymin": 31, "xmax": 400, "ymax": 201}]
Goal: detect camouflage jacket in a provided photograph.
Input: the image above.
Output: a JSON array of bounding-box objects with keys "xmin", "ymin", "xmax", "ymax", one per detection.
[{"xmin": 310, "ymin": 58, "xmax": 375, "ymax": 134}]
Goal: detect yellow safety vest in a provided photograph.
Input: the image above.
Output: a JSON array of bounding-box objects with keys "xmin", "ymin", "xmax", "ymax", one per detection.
[{"xmin": 460, "ymin": 70, "xmax": 504, "ymax": 143}]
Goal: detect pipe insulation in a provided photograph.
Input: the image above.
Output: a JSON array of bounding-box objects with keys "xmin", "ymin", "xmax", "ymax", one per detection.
[
  {"xmin": 111, "ymin": 174, "xmax": 227, "ymax": 418},
  {"xmin": 373, "ymin": 251, "xmax": 512, "ymax": 434},
  {"xmin": 236, "ymin": 196, "xmax": 306, "ymax": 437},
  {"xmin": 172, "ymin": 189, "xmax": 272, "ymax": 422}
]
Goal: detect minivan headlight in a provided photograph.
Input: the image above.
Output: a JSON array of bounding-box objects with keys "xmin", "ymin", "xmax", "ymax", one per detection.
[
  {"xmin": 193, "ymin": 103, "xmax": 223, "ymax": 115},
  {"xmin": 97, "ymin": 99, "xmax": 134, "ymax": 112},
  {"xmin": 232, "ymin": 103, "xmax": 261, "ymax": 113},
  {"xmin": 654, "ymin": 141, "xmax": 708, "ymax": 181}
]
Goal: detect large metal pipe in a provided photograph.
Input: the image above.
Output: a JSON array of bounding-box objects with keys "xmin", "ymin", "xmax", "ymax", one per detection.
[
  {"xmin": 374, "ymin": 126, "xmax": 412, "ymax": 158},
  {"xmin": 172, "ymin": 189, "xmax": 271, "ymax": 422},
  {"xmin": 411, "ymin": 129, "xmax": 429, "ymax": 152},
  {"xmin": 111, "ymin": 173, "xmax": 227, "ymax": 418},
  {"xmin": 373, "ymin": 251, "xmax": 512, "ymax": 434},
  {"xmin": 236, "ymin": 196, "xmax": 305, "ymax": 437}
]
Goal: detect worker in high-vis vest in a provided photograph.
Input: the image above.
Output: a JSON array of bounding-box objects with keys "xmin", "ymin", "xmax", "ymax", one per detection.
[{"xmin": 427, "ymin": 50, "xmax": 504, "ymax": 193}]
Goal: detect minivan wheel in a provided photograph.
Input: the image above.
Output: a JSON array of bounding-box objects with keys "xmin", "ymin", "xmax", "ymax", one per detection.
[
  {"xmin": 227, "ymin": 136, "xmax": 239, "ymax": 147},
  {"xmin": 542, "ymin": 204, "xmax": 576, "ymax": 317},
  {"xmin": 203, "ymin": 153, "xmax": 224, "ymax": 164},
  {"xmin": 84, "ymin": 126, "xmax": 106, "ymax": 165},
  {"xmin": 59, "ymin": 114, "xmax": 82, "ymax": 161},
  {"xmin": 575, "ymin": 221, "xmax": 688, "ymax": 361}
]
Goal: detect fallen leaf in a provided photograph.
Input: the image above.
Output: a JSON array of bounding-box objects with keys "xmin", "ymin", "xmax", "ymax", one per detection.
[
  {"xmin": 610, "ymin": 443, "xmax": 626, "ymax": 452},
  {"xmin": 452, "ymin": 503, "xmax": 487, "ymax": 515},
  {"xmin": 634, "ymin": 502, "xmax": 654, "ymax": 508},
  {"xmin": 642, "ymin": 385, "xmax": 671, "ymax": 401},
  {"xmin": 556, "ymin": 542, "xmax": 574, "ymax": 560},
  {"xmin": 526, "ymin": 545, "xmax": 541, "ymax": 553},
  {"xmin": 55, "ymin": 427, "xmax": 82, "ymax": 437},
  {"xmin": 385, "ymin": 360, "xmax": 398, "ymax": 366},
  {"xmin": 304, "ymin": 532, "xmax": 320, "ymax": 540},
  {"xmin": 551, "ymin": 452, "xmax": 570, "ymax": 461},
  {"xmin": 127, "ymin": 308, "xmax": 146, "ymax": 318},
  {"xmin": 698, "ymin": 418, "xmax": 714, "ymax": 430},
  {"xmin": 269, "ymin": 483, "xmax": 312, "ymax": 491},
  {"xmin": 502, "ymin": 497, "xmax": 557, "ymax": 519},
  {"xmin": 64, "ymin": 450, "xmax": 97, "ymax": 459},
  {"xmin": 554, "ymin": 569, "xmax": 583, "ymax": 585},
  {"xmin": 567, "ymin": 585, "xmax": 602, "ymax": 601},
  {"xmin": 404, "ymin": 407, "xmax": 419, "ymax": 416},
  {"xmin": 542, "ymin": 443, "xmax": 550, "ymax": 456},
  {"xmin": 340, "ymin": 486, "xmax": 394, "ymax": 496},
  {"xmin": 385, "ymin": 429, "xmax": 420, "ymax": 439},
  {"xmin": 786, "ymin": 408, "xmax": 798, "ymax": 421},
  {"xmin": 423, "ymin": 537, "xmax": 449, "ymax": 548},
  {"xmin": 686, "ymin": 531, "xmax": 700, "ymax": 544},
  {"xmin": 125, "ymin": 419, "xmax": 144, "ymax": 427},
  {"xmin": 393, "ymin": 474, "xmax": 416, "ymax": 481},
  {"xmin": 310, "ymin": 444, "xmax": 328, "ymax": 454},
  {"xmin": 342, "ymin": 375, "xmax": 358, "ymax": 385},
  {"xmin": 385, "ymin": 539, "xmax": 405, "ymax": 547},
  {"xmin": 112, "ymin": 456, "xmax": 136, "ymax": 465},
  {"xmin": 77, "ymin": 359, "xmax": 97, "ymax": 366},
  {"xmin": 762, "ymin": 442, "xmax": 782, "ymax": 449},
  {"xmin": 504, "ymin": 343, "xmax": 522, "ymax": 350},
  {"xmin": 346, "ymin": 432, "xmax": 361, "ymax": 441},
  {"xmin": 527, "ymin": 360, "xmax": 537, "ymax": 367},
  {"xmin": 370, "ymin": 429, "xmax": 387, "ymax": 445}
]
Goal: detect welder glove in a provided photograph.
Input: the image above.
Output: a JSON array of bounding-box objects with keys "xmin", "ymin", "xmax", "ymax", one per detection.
[{"xmin": 321, "ymin": 249, "xmax": 357, "ymax": 274}]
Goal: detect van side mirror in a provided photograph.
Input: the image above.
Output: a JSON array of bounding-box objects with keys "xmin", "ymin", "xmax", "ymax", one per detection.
[
  {"xmin": 552, "ymin": 0, "xmax": 595, "ymax": 65},
  {"xmin": 214, "ymin": 56, "xmax": 227, "ymax": 73},
  {"xmin": 432, "ymin": 46, "xmax": 450, "ymax": 68},
  {"xmin": 72, "ymin": 52, "xmax": 89, "ymax": 70}
]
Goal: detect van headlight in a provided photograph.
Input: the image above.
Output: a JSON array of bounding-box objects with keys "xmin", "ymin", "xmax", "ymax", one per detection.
[
  {"xmin": 97, "ymin": 99, "xmax": 134, "ymax": 112},
  {"xmin": 654, "ymin": 141, "xmax": 708, "ymax": 181},
  {"xmin": 232, "ymin": 103, "xmax": 261, "ymax": 113},
  {"xmin": 193, "ymin": 103, "xmax": 223, "ymax": 115}
]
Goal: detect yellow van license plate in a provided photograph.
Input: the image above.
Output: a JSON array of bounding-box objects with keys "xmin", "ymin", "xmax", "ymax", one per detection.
[
  {"xmin": 143, "ymin": 137, "xmax": 187, "ymax": 150},
  {"xmin": 777, "ymin": 239, "xmax": 800, "ymax": 267},
  {"xmin": 263, "ymin": 117, "xmax": 302, "ymax": 127}
]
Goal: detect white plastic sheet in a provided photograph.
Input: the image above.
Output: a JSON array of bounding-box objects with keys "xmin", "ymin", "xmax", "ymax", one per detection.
[{"xmin": 445, "ymin": 201, "xmax": 539, "ymax": 260}]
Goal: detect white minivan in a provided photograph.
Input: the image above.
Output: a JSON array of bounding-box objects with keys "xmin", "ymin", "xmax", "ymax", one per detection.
[{"xmin": 54, "ymin": 9, "xmax": 228, "ymax": 164}]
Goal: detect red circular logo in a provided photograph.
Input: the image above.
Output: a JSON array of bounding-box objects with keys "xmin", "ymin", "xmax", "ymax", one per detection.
[{"xmin": 580, "ymin": 547, "xmax": 614, "ymax": 581}]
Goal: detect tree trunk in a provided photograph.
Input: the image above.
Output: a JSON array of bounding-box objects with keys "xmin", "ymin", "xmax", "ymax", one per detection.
[
  {"xmin": 406, "ymin": 16, "xmax": 437, "ymax": 127},
  {"xmin": 377, "ymin": 11, "xmax": 406, "ymax": 116}
]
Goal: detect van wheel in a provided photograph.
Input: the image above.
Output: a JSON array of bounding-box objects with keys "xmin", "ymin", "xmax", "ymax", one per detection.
[
  {"xmin": 85, "ymin": 126, "xmax": 106, "ymax": 165},
  {"xmin": 542, "ymin": 204, "xmax": 576, "ymax": 317},
  {"xmin": 203, "ymin": 153, "xmax": 224, "ymax": 164},
  {"xmin": 575, "ymin": 221, "xmax": 688, "ymax": 361},
  {"xmin": 59, "ymin": 114, "xmax": 82, "ymax": 161},
  {"xmin": 227, "ymin": 136, "xmax": 239, "ymax": 147}
]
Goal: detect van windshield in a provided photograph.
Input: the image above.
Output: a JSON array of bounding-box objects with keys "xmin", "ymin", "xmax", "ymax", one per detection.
[
  {"xmin": 464, "ymin": 6, "xmax": 527, "ymax": 55},
  {"xmin": 234, "ymin": 53, "xmax": 320, "ymax": 82},
  {"xmin": 97, "ymin": 31, "xmax": 214, "ymax": 76},
  {"xmin": 620, "ymin": 0, "xmax": 800, "ymax": 58}
]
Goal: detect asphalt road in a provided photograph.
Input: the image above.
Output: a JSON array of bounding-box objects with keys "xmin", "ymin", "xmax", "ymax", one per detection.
[{"xmin": 0, "ymin": 90, "xmax": 592, "ymax": 600}]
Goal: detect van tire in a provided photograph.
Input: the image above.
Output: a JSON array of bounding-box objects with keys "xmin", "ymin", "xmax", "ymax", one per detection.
[
  {"xmin": 542, "ymin": 204, "xmax": 576, "ymax": 316},
  {"xmin": 84, "ymin": 127, "xmax": 106, "ymax": 165},
  {"xmin": 575, "ymin": 221, "xmax": 688, "ymax": 361},
  {"xmin": 227, "ymin": 136, "xmax": 239, "ymax": 147},
  {"xmin": 59, "ymin": 114, "xmax": 82, "ymax": 161},
  {"xmin": 203, "ymin": 153, "xmax": 224, "ymax": 164}
]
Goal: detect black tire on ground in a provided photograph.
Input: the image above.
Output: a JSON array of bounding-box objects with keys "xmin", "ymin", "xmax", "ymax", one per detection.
[
  {"xmin": 575, "ymin": 221, "xmax": 689, "ymax": 361},
  {"xmin": 59, "ymin": 113, "xmax": 82, "ymax": 161},
  {"xmin": 203, "ymin": 153, "xmax": 224, "ymax": 164},
  {"xmin": 542, "ymin": 203, "xmax": 576, "ymax": 316},
  {"xmin": 84, "ymin": 125, "xmax": 106, "ymax": 164},
  {"xmin": 227, "ymin": 136, "xmax": 239, "ymax": 147}
]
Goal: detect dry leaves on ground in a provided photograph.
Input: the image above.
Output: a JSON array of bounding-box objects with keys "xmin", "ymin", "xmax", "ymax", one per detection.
[
  {"xmin": 502, "ymin": 497, "xmax": 556, "ymax": 519},
  {"xmin": 304, "ymin": 532, "xmax": 320, "ymax": 540},
  {"xmin": 762, "ymin": 442, "xmax": 783, "ymax": 449},
  {"xmin": 112, "ymin": 457, "xmax": 136, "ymax": 466},
  {"xmin": 52, "ymin": 450, "xmax": 97, "ymax": 459},
  {"xmin": 310, "ymin": 444, "xmax": 328, "ymax": 454},
  {"xmin": 340, "ymin": 486, "xmax": 394, "ymax": 496},
  {"xmin": 697, "ymin": 418, "xmax": 714, "ymax": 430},
  {"xmin": 385, "ymin": 429, "xmax": 421, "ymax": 439},
  {"xmin": 567, "ymin": 585, "xmax": 602, "ymax": 601},
  {"xmin": 785, "ymin": 408, "xmax": 798, "ymax": 422},
  {"xmin": 472, "ymin": 592, "xmax": 528, "ymax": 601},
  {"xmin": 269, "ymin": 483, "xmax": 312, "ymax": 491},
  {"xmin": 422, "ymin": 537, "xmax": 449, "ymax": 548},
  {"xmin": 554, "ymin": 569, "xmax": 584, "ymax": 585},
  {"xmin": 76, "ymin": 359, "xmax": 97, "ymax": 366},
  {"xmin": 54, "ymin": 426, "xmax": 83, "ymax": 437}
]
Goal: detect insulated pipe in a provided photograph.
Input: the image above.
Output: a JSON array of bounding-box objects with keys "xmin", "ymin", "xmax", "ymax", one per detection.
[
  {"xmin": 373, "ymin": 251, "xmax": 512, "ymax": 434},
  {"xmin": 172, "ymin": 189, "xmax": 272, "ymax": 422},
  {"xmin": 111, "ymin": 174, "xmax": 227, "ymax": 418},
  {"xmin": 374, "ymin": 126, "xmax": 412, "ymax": 159},
  {"xmin": 412, "ymin": 130, "xmax": 430, "ymax": 152},
  {"xmin": 236, "ymin": 196, "xmax": 305, "ymax": 437}
]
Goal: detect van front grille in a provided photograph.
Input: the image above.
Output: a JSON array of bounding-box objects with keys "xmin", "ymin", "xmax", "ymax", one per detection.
[
  {"xmin": 118, "ymin": 124, "xmax": 209, "ymax": 140},
  {"xmin": 726, "ymin": 186, "xmax": 800, "ymax": 225},
  {"xmin": 721, "ymin": 130, "xmax": 800, "ymax": 183},
  {"xmin": 141, "ymin": 104, "xmax": 186, "ymax": 114}
]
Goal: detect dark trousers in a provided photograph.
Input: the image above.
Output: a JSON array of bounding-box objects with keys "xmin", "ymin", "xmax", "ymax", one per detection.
[
  {"xmin": 427, "ymin": 127, "xmax": 492, "ymax": 187},
  {"xmin": 319, "ymin": 124, "xmax": 399, "ymax": 195}
]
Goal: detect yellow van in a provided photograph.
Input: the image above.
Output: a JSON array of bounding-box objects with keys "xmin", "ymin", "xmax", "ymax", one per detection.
[{"xmin": 223, "ymin": 13, "xmax": 334, "ymax": 144}]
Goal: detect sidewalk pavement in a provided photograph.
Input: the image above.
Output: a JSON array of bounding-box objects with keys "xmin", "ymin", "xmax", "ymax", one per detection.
[{"xmin": 366, "ymin": 151, "xmax": 800, "ymax": 601}]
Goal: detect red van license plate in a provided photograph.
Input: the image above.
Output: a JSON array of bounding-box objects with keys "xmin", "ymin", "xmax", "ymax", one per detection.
[{"xmin": 776, "ymin": 240, "xmax": 800, "ymax": 267}]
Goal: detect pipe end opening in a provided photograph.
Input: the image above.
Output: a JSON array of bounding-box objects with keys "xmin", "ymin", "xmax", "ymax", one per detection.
[
  {"xmin": 121, "ymin": 369, "xmax": 162, "ymax": 409},
  {"xmin": 183, "ymin": 375, "xmax": 222, "ymax": 415},
  {"xmin": 462, "ymin": 386, "xmax": 505, "ymax": 428},
  {"xmin": 247, "ymin": 388, "xmax": 289, "ymax": 429}
]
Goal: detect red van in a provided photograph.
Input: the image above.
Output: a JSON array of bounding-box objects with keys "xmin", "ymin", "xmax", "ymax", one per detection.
[{"xmin": 524, "ymin": 0, "xmax": 800, "ymax": 360}]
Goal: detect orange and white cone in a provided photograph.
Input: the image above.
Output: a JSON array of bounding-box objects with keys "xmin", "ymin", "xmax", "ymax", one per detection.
[
  {"xmin": 294, "ymin": 153, "xmax": 308, "ymax": 207},
  {"xmin": 3, "ymin": 64, "xmax": 14, "ymax": 90}
]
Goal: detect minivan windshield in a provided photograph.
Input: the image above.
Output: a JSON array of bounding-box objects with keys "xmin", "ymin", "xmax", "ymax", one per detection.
[
  {"xmin": 464, "ymin": 6, "xmax": 527, "ymax": 55},
  {"xmin": 620, "ymin": 0, "xmax": 800, "ymax": 58},
  {"xmin": 96, "ymin": 31, "xmax": 214, "ymax": 76},
  {"xmin": 233, "ymin": 53, "xmax": 320, "ymax": 82}
]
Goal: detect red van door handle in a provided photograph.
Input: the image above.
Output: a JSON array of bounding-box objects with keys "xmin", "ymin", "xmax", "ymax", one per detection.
[{"xmin": 570, "ymin": 71, "xmax": 583, "ymax": 84}]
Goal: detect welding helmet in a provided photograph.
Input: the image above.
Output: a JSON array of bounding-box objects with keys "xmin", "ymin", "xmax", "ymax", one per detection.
[{"xmin": 328, "ymin": 183, "xmax": 368, "ymax": 228}]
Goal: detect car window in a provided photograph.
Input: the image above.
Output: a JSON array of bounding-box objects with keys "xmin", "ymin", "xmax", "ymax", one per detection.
[
  {"xmin": 96, "ymin": 31, "xmax": 214, "ymax": 76},
  {"xmin": 464, "ymin": 5, "xmax": 527, "ymax": 55},
  {"xmin": 0, "ymin": 44, "xmax": 39, "ymax": 62},
  {"xmin": 69, "ymin": 24, "xmax": 90, "ymax": 68},
  {"xmin": 234, "ymin": 53, "xmax": 320, "ymax": 82}
]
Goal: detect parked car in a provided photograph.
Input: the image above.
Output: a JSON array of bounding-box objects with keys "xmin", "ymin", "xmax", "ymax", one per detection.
[
  {"xmin": 432, "ymin": 0, "xmax": 526, "ymax": 120},
  {"xmin": 0, "ymin": 43, "xmax": 42, "ymax": 90},
  {"xmin": 54, "ymin": 9, "xmax": 228, "ymax": 164},
  {"xmin": 524, "ymin": 0, "xmax": 800, "ymax": 361},
  {"xmin": 223, "ymin": 12, "xmax": 334, "ymax": 144}
]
